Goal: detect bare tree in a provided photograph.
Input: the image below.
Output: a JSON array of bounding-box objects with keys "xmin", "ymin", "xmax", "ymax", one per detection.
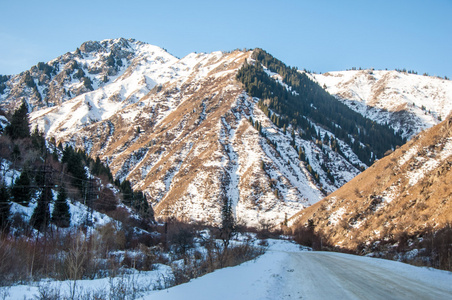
[{"xmin": 65, "ymin": 231, "xmax": 88, "ymax": 299}]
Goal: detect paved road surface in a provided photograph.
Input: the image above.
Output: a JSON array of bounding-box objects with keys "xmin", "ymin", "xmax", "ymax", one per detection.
[
  {"xmin": 280, "ymin": 251, "xmax": 452, "ymax": 300},
  {"xmin": 148, "ymin": 244, "xmax": 452, "ymax": 300}
]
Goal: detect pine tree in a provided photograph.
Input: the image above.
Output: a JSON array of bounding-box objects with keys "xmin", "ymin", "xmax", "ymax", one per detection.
[
  {"xmin": 12, "ymin": 144, "xmax": 21, "ymax": 162},
  {"xmin": 219, "ymin": 194, "xmax": 236, "ymax": 251},
  {"xmin": 133, "ymin": 191, "xmax": 154, "ymax": 221},
  {"xmin": 5, "ymin": 101, "xmax": 30, "ymax": 140},
  {"xmin": 31, "ymin": 126, "xmax": 46, "ymax": 152},
  {"xmin": 30, "ymin": 188, "xmax": 51, "ymax": 231},
  {"xmin": 92, "ymin": 156, "xmax": 102, "ymax": 175},
  {"xmin": 120, "ymin": 180, "xmax": 133, "ymax": 206},
  {"xmin": 63, "ymin": 146, "xmax": 87, "ymax": 191},
  {"xmin": 236, "ymin": 49, "xmax": 405, "ymax": 165},
  {"xmin": 11, "ymin": 167, "xmax": 32, "ymax": 206},
  {"xmin": 52, "ymin": 185, "xmax": 71, "ymax": 227},
  {"xmin": 0, "ymin": 186, "xmax": 10, "ymax": 229}
]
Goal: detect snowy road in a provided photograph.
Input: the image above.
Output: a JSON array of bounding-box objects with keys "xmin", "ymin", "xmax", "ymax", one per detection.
[
  {"xmin": 148, "ymin": 240, "xmax": 452, "ymax": 300},
  {"xmin": 281, "ymin": 252, "xmax": 452, "ymax": 300}
]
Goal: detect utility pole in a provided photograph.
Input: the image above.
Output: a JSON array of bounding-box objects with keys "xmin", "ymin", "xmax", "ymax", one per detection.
[
  {"xmin": 40, "ymin": 154, "xmax": 53, "ymax": 276},
  {"xmin": 85, "ymin": 176, "xmax": 98, "ymax": 226},
  {"xmin": 40, "ymin": 164, "xmax": 54, "ymax": 229}
]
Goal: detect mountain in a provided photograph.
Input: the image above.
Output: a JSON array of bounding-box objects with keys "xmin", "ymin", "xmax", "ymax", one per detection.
[
  {"xmin": 289, "ymin": 113, "xmax": 452, "ymax": 264},
  {"xmin": 308, "ymin": 70, "xmax": 452, "ymax": 139},
  {"xmin": 1, "ymin": 38, "xmax": 451, "ymax": 227}
]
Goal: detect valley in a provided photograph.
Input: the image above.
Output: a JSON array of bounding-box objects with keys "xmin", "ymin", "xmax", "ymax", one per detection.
[{"xmin": 0, "ymin": 37, "xmax": 451, "ymax": 298}]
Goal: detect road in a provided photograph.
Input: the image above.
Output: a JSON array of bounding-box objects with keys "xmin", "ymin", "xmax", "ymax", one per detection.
[
  {"xmin": 279, "ymin": 251, "xmax": 452, "ymax": 300},
  {"xmin": 147, "ymin": 241, "xmax": 452, "ymax": 300}
]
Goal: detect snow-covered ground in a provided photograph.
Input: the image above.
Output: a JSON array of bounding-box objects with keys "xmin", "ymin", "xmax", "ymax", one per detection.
[{"xmin": 2, "ymin": 264, "xmax": 173, "ymax": 300}]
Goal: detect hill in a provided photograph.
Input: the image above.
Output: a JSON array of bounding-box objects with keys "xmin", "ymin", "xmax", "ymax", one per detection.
[{"xmin": 290, "ymin": 113, "xmax": 452, "ymax": 269}]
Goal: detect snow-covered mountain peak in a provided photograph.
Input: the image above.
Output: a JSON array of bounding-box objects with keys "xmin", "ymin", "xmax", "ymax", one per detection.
[
  {"xmin": 28, "ymin": 44, "xmax": 246, "ymax": 140},
  {"xmin": 4, "ymin": 45, "xmax": 340, "ymax": 227},
  {"xmin": 308, "ymin": 70, "xmax": 452, "ymax": 139}
]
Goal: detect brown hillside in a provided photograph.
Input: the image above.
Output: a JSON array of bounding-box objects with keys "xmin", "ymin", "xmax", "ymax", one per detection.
[{"xmin": 290, "ymin": 114, "xmax": 452, "ymax": 251}]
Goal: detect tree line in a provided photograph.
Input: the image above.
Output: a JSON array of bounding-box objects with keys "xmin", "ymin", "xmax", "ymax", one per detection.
[
  {"xmin": 0, "ymin": 102, "xmax": 153, "ymax": 232},
  {"xmin": 237, "ymin": 49, "xmax": 406, "ymax": 165}
]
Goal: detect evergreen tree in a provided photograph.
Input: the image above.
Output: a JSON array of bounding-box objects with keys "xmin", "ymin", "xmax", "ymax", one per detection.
[
  {"xmin": 31, "ymin": 126, "xmax": 46, "ymax": 152},
  {"xmin": 51, "ymin": 185, "xmax": 71, "ymax": 228},
  {"xmin": 30, "ymin": 187, "xmax": 51, "ymax": 231},
  {"xmin": 11, "ymin": 167, "xmax": 32, "ymax": 206},
  {"xmin": 12, "ymin": 144, "xmax": 21, "ymax": 163},
  {"xmin": 0, "ymin": 186, "xmax": 10, "ymax": 229},
  {"xmin": 134, "ymin": 191, "xmax": 154, "ymax": 221},
  {"xmin": 5, "ymin": 101, "xmax": 30, "ymax": 140},
  {"xmin": 219, "ymin": 194, "xmax": 236, "ymax": 250},
  {"xmin": 120, "ymin": 180, "xmax": 133, "ymax": 206},
  {"xmin": 92, "ymin": 156, "xmax": 102, "ymax": 175},
  {"xmin": 90, "ymin": 156, "xmax": 113, "ymax": 182},
  {"xmin": 62, "ymin": 145, "xmax": 87, "ymax": 191}
]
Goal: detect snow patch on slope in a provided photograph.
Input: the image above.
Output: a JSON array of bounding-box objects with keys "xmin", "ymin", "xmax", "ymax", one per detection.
[{"xmin": 309, "ymin": 70, "xmax": 452, "ymax": 139}]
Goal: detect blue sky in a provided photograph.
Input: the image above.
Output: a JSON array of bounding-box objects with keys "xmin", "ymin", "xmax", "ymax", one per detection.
[{"xmin": 1, "ymin": 0, "xmax": 451, "ymax": 78}]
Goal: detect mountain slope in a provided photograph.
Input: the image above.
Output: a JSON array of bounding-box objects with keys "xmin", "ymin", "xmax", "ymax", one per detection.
[
  {"xmin": 0, "ymin": 40, "xmax": 365, "ymax": 226},
  {"xmin": 5, "ymin": 42, "xmax": 331, "ymax": 226},
  {"xmin": 2, "ymin": 39, "xmax": 451, "ymax": 228},
  {"xmin": 309, "ymin": 70, "xmax": 452, "ymax": 139},
  {"xmin": 290, "ymin": 113, "xmax": 452, "ymax": 253},
  {"xmin": 0, "ymin": 38, "xmax": 175, "ymax": 112}
]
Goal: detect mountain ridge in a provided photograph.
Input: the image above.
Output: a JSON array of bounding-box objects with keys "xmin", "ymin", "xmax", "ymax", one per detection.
[
  {"xmin": 308, "ymin": 70, "xmax": 452, "ymax": 139},
  {"xmin": 1, "ymin": 38, "xmax": 452, "ymax": 228},
  {"xmin": 289, "ymin": 112, "xmax": 452, "ymax": 258}
]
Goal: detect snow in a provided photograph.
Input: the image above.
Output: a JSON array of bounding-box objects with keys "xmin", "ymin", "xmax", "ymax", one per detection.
[
  {"xmin": 407, "ymin": 138, "xmax": 452, "ymax": 186},
  {"xmin": 0, "ymin": 115, "xmax": 9, "ymax": 130},
  {"xmin": 0, "ymin": 159, "xmax": 21, "ymax": 187},
  {"xmin": 29, "ymin": 42, "xmax": 247, "ymax": 146},
  {"xmin": 440, "ymin": 137, "xmax": 452, "ymax": 159},
  {"xmin": 309, "ymin": 70, "xmax": 452, "ymax": 139},
  {"xmin": 68, "ymin": 200, "xmax": 113, "ymax": 227},
  {"xmin": 328, "ymin": 207, "xmax": 346, "ymax": 225},
  {"xmin": 3, "ymin": 264, "xmax": 173, "ymax": 300},
  {"xmin": 408, "ymin": 156, "xmax": 440, "ymax": 186},
  {"xmin": 398, "ymin": 145, "xmax": 419, "ymax": 167},
  {"xmin": 147, "ymin": 241, "xmax": 452, "ymax": 300},
  {"xmin": 263, "ymin": 65, "xmax": 298, "ymax": 95},
  {"xmin": 19, "ymin": 41, "xmax": 450, "ymax": 228},
  {"xmin": 380, "ymin": 183, "xmax": 399, "ymax": 205},
  {"xmin": 146, "ymin": 239, "xmax": 307, "ymax": 300}
]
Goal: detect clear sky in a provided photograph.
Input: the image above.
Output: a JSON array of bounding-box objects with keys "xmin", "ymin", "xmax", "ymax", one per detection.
[{"xmin": 1, "ymin": 0, "xmax": 451, "ymax": 78}]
